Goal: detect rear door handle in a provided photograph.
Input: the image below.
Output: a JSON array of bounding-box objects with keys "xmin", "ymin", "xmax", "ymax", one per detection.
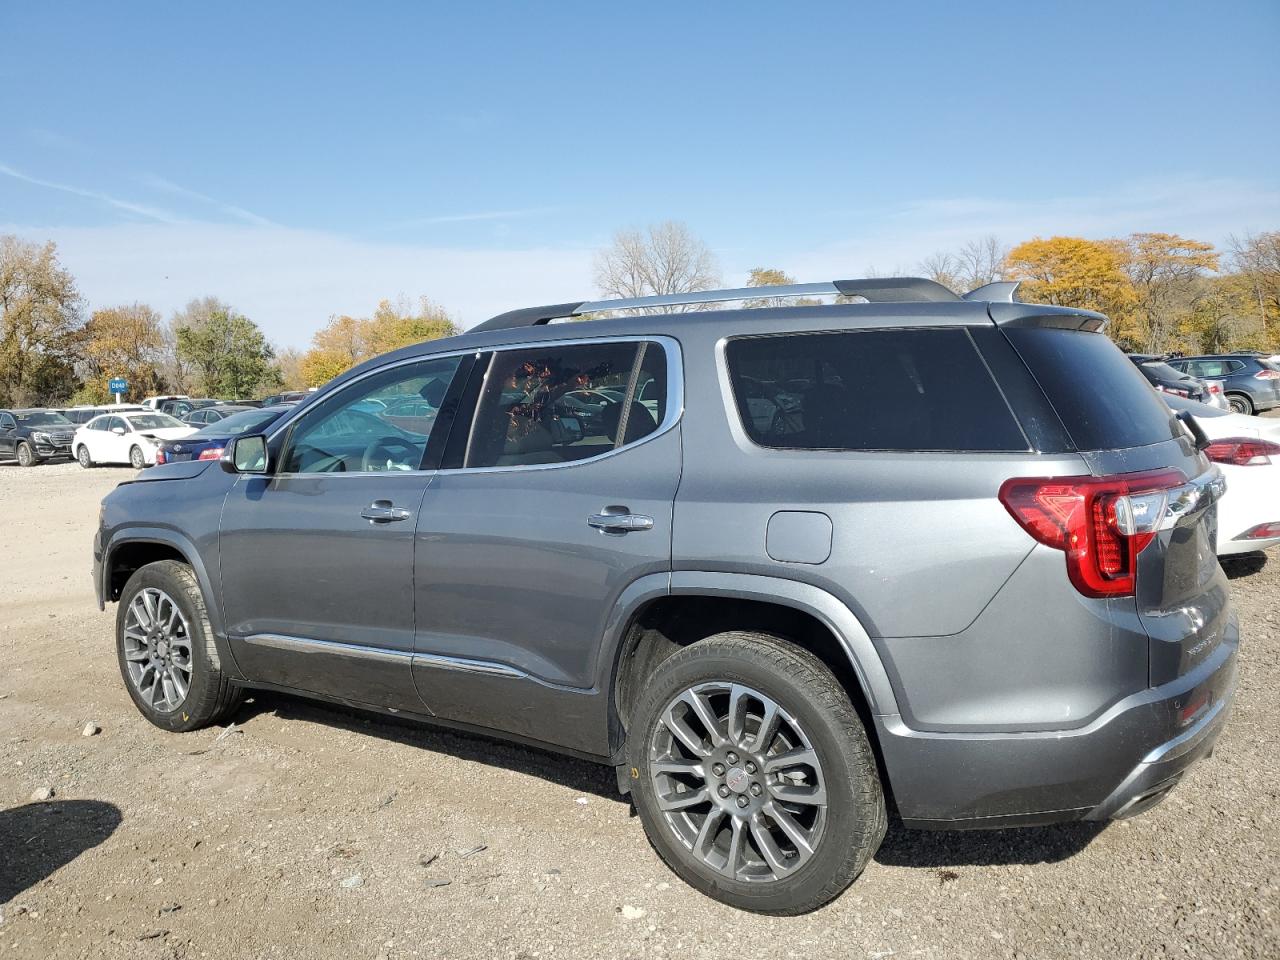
[
  {"xmin": 361, "ymin": 500, "xmax": 411, "ymax": 524},
  {"xmin": 587, "ymin": 511, "xmax": 654, "ymax": 534}
]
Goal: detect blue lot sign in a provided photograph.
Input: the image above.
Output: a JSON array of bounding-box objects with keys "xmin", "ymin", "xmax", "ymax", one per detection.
[{"xmin": 109, "ymin": 377, "xmax": 128, "ymax": 395}]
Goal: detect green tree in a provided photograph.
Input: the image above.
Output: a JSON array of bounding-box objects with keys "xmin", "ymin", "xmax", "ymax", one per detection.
[
  {"xmin": 177, "ymin": 308, "xmax": 279, "ymax": 398},
  {"xmin": 0, "ymin": 235, "xmax": 82, "ymax": 405}
]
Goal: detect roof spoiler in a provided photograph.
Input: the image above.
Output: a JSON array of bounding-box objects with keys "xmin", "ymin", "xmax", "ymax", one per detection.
[{"xmin": 471, "ymin": 276, "xmax": 961, "ymax": 332}]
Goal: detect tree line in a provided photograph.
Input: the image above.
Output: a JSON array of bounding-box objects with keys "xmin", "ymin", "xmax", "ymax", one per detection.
[{"xmin": 3, "ymin": 225, "xmax": 1276, "ymax": 408}]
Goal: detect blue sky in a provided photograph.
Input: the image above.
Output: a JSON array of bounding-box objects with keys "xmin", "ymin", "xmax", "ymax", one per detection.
[{"xmin": 2, "ymin": 0, "xmax": 1277, "ymax": 345}]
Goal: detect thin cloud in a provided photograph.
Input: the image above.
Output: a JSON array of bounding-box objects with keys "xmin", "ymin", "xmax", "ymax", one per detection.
[
  {"xmin": 387, "ymin": 207, "xmax": 556, "ymax": 228},
  {"xmin": 0, "ymin": 162, "xmax": 180, "ymax": 223},
  {"xmin": 140, "ymin": 174, "xmax": 277, "ymax": 227}
]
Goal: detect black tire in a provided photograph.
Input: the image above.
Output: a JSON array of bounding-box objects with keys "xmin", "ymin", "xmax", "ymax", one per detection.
[
  {"xmin": 1227, "ymin": 393, "xmax": 1254, "ymax": 416},
  {"xmin": 627, "ymin": 631, "xmax": 886, "ymax": 915},
  {"xmin": 116, "ymin": 560, "xmax": 242, "ymax": 732},
  {"xmin": 77, "ymin": 445, "xmax": 94, "ymax": 468},
  {"xmin": 16, "ymin": 442, "xmax": 39, "ymax": 467},
  {"xmin": 129, "ymin": 445, "xmax": 146, "ymax": 469}
]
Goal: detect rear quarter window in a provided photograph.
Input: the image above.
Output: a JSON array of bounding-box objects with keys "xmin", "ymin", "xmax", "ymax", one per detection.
[
  {"xmin": 1003, "ymin": 327, "xmax": 1177, "ymax": 450},
  {"xmin": 725, "ymin": 328, "xmax": 1028, "ymax": 452}
]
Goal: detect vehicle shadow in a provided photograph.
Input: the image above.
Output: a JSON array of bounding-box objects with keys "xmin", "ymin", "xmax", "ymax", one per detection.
[
  {"xmin": 874, "ymin": 815, "xmax": 1105, "ymax": 869},
  {"xmin": 1220, "ymin": 553, "xmax": 1268, "ymax": 579},
  {"xmin": 231, "ymin": 692, "xmax": 623, "ymax": 801},
  {"xmin": 0, "ymin": 800, "xmax": 123, "ymax": 903}
]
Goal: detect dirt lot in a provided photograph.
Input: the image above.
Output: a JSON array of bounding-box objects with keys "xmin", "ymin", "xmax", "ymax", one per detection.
[{"xmin": 1, "ymin": 459, "xmax": 1277, "ymax": 960}]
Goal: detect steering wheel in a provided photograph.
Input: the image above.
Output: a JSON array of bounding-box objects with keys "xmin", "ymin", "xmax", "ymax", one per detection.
[{"xmin": 360, "ymin": 435, "xmax": 421, "ymax": 472}]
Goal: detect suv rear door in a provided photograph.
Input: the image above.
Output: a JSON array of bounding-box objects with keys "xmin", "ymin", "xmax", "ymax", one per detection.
[{"xmin": 410, "ymin": 337, "xmax": 680, "ymax": 753}]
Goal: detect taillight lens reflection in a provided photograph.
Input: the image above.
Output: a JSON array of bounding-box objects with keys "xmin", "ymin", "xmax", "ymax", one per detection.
[
  {"xmin": 1204, "ymin": 437, "xmax": 1280, "ymax": 466},
  {"xmin": 999, "ymin": 469, "xmax": 1186, "ymax": 598}
]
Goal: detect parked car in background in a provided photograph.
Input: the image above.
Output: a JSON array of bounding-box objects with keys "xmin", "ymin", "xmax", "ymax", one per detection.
[
  {"xmin": 1200, "ymin": 378, "xmax": 1230, "ymax": 410},
  {"xmin": 157, "ymin": 404, "xmax": 295, "ymax": 464},
  {"xmin": 1164, "ymin": 394, "xmax": 1280, "ymax": 555},
  {"xmin": 95, "ymin": 275, "xmax": 1237, "ymax": 914},
  {"xmin": 141, "ymin": 394, "xmax": 189, "ymax": 411},
  {"xmin": 1165, "ymin": 354, "xmax": 1280, "ymax": 415},
  {"xmin": 161, "ymin": 398, "xmax": 221, "ymax": 418},
  {"xmin": 1128, "ymin": 355, "xmax": 1215, "ymax": 403},
  {"xmin": 180, "ymin": 404, "xmax": 256, "ymax": 427},
  {"xmin": 75, "ymin": 411, "xmax": 195, "ymax": 469},
  {"xmin": 260, "ymin": 390, "xmax": 310, "ymax": 406},
  {"xmin": 59, "ymin": 404, "xmax": 146, "ymax": 425},
  {"xmin": 0, "ymin": 408, "xmax": 77, "ymax": 465}
]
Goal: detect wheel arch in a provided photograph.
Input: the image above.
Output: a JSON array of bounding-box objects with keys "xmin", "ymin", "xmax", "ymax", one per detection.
[
  {"xmin": 600, "ymin": 572, "xmax": 900, "ymax": 760},
  {"xmin": 101, "ymin": 529, "xmax": 242, "ymax": 679}
]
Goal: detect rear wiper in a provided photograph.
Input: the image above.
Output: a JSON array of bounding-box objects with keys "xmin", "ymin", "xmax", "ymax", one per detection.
[{"xmin": 1175, "ymin": 410, "xmax": 1211, "ymax": 452}]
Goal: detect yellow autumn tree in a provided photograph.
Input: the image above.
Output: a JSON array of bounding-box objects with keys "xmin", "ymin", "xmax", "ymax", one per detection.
[
  {"xmin": 75, "ymin": 303, "xmax": 166, "ymax": 403},
  {"xmin": 299, "ymin": 296, "xmax": 459, "ymax": 387},
  {"xmin": 1110, "ymin": 232, "xmax": 1219, "ymax": 353},
  {"xmin": 1004, "ymin": 236, "xmax": 1138, "ymax": 342}
]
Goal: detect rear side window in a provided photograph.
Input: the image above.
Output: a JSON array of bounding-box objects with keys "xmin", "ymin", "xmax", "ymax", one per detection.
[
  {"xmin": 465, "ymin": 340, "xmax": 667, "ymax": 468},
  {"xmin": 1004, "ymin": 327, "xmax": 1176, "ymax": 450},
  {"xmin": 725, "ymin": 328, "xmax": 1027, "ymax": 452}
]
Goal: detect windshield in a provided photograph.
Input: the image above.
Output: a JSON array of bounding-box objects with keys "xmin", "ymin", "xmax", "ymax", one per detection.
[
  {"xmin": 16, "ymin": 411, "xmax": 73, "ymax": 427},
  {"xmin": 189, "ymin": 407, "xmax": 284, "ymax": 438},
  {"xmin": 126, "ymin": 413, "xmax": 186, "ymax": 430}
]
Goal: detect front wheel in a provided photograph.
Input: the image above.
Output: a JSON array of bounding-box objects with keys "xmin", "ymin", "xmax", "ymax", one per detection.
[
  {"xmin": 627, "ymin": 631, "xmax": 886, "ymax": 914},
  {"xmin": 16, "ymin": 441, "xmax": 38, "ymax": 467},
  {"xmin": 1227, "ymin": 393, "xmax": 1254, "ymax": 415},
  {"xmin": 129, "ymin": 445, "xmax": 146, "ymax": 469},
  {"xmin": 116, "ymin": 560, "xmax": 242, "ymax": 732},
  {"xmin": 77, "ymin": 445, "xmax": 94, "ymax": 468}
]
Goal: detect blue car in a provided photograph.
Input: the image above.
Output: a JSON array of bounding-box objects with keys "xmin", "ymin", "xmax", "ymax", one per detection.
[
  {"xmin": 155, "ymin": 404, "xmax": 294, "ymax": 464},
  {"xmin": 1166, "ymin": 354, "xmax": 1280, "ymax": 415}
]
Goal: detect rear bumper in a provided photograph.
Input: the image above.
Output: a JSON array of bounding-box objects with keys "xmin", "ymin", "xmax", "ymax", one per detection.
[{"xmin": 878, "ymin": 623, "xmax": 1239, "ymax": 829}]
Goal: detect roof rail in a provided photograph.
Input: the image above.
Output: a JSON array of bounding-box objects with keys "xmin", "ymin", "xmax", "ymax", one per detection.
[{"xmin": 470, "ymin": 276, "xmax": 960, "ymax": 332}]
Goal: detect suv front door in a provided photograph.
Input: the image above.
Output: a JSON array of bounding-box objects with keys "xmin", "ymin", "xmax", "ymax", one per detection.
[
  {"xmin": 411, "ymin": 338, "xmax": 681, "ymax": 753},
  {"xmin": 0, "ymin": 413, "xmax": 17, "ymax": 458},
  {"xmin": 218, "ymin": 354, "xmax": 467, "ymax": 710}
]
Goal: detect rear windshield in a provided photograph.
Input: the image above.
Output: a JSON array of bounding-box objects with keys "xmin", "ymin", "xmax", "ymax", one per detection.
[
  {"xmin": 725, "ymin": 328, "xmax": 1028, "ymax": 452},
  {"xmin": 189, "ymin": 407, "xmax": 284, "ymax": 438},
  {"xmin": 1138, "ymin": 360, "xmax": 1189, "ymax": 381},
  {"xmin": 15, "ymin": 411, "xmax": 72, "ymax": 426},
  {"xmin": 126, "ymin": 414, "xmax": 185, "ymax": 430},
  {"xmin": 1005, "ymin": 327, "xmax": 1177, "ymax": 450}
]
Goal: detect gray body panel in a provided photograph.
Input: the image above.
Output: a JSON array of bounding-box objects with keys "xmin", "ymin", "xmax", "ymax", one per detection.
[{"xmin": 92, "ymin": 294, "xmax": 1239, "ymax": 828}]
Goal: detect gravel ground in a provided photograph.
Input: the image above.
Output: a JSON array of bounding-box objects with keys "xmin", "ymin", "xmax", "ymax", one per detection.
[{"xmin": 0, "ymin": 455, "xmax": 1277, "ymax": 960}]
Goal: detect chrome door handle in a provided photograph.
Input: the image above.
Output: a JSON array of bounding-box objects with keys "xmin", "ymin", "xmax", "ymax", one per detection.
[
  {"xmin": 361, "ymin": 500, "xmax": 411, "ymax": 524},
  {"xmin": 587, "ymin": 511, "xmax": 654, "ymax": 533}
]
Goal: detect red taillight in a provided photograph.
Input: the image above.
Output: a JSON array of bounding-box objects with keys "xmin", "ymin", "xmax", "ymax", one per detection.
[
  {"xmin": 197, "ymin": 447, "xmax": 225, "ymax": 461},
  {"xmin": 999, "ymin": 469, "xmax": 1186, "ymax": 598},
  {"xmin": 1207, "ymin": 382, "xmax": 1223, "ymax": 394},
  {"xmin": 1240, "ymin": 521, "xmax": 1280, "ymax": 540},
  {"xmin": 1204, "ymin": 437, "xmax": 1280, "ymax": 466},
  {"xmin": 155, "ymin": 449, "xmax": 166, "ymax": 465},
  {"xmin": 1255, "ymin": 369, "xmax": 1280, "ymax": 380}
]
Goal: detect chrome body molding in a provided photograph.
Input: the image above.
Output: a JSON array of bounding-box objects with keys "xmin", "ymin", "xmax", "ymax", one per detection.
[{"xmin": 242, "ymin": 633, "xmax": 530, "ymax": 679}]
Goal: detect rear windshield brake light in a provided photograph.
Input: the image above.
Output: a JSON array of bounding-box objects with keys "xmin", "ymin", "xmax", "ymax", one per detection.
[{"xmin": 999, "ymin": 469, "xmax": 1187, "ymax": 598}]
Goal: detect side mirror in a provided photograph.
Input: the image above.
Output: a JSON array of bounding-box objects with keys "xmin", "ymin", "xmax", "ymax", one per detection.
[
  {"xmin": 111, "ymin": 426, "xmax": 126, "ymax": 435},
  {"xmin": 221, "ymin": 434, "xmax": 269, "ymax": 474}
]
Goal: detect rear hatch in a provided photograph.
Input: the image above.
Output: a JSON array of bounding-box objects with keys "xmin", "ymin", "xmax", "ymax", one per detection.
[{"xmin": 999, "ymin": 317, "xmax": 1231, "ymax": 687}]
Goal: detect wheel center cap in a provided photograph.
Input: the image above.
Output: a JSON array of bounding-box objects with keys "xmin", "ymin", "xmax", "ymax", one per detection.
[
  {"xmin": 725, "ymin": 767, "xmax": 750, "ymax": 794},
  {"xmin": 156, "ymin": 640, "xmax": 169, "ymax": 658}
]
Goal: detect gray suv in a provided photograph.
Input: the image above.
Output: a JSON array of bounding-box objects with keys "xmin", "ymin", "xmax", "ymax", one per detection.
[{"xmin": 94, "ymin": 277, "xmax": 1239, "ymax": 914}]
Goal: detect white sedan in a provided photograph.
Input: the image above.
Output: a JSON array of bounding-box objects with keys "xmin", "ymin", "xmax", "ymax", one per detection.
[
  {"xmin": 74, "ymin": 411, "xmax": 196, "ymax": 469},
  {"xmin": 1166, "ymin": 395, "xmax": 1280, "ymax": 555}
]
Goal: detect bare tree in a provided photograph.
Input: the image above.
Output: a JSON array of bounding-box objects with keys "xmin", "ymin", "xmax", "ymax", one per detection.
[
  {"xmin": 919, "ymin": 252, "xmax": 962, "ymax": 292},
  {"xmin": 1228, "ymin": 231, "xmax": 1280, "ymax": 339},
  {"xmin": 956, "ymin": 235, "xmax": 1008, "ymax": 290},
  {"xmin": 593, "ymin": 221, "xmax": 720, "ymax": 312}
]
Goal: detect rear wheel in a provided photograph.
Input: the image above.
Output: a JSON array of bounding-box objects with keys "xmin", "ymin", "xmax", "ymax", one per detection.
[
  {"xmin": 628, "ymin": 631, "xmax": 886, "ymax": 914},
  {"xmin": 77, "ymin": 445, "xmax": 94, "ymax": 468},
  {"xmin": 129, "ymin": 445, "xmax": 146, "ymax": 469},
  {"xmin": 116, "ymin": 560, "xmax": 242, "ymax": 732},
  {"xmin": 1227, "ymin": 393, "xmax": 1254, "ymax": 415},
  {"xmin": 16, "ymin": 442, "xmax": 38, "ymax": 467}
]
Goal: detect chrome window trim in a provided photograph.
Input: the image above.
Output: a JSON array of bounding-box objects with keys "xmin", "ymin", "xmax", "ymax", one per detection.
[{"xmin": 261, "ymin": 334, "xmax": 683, "ymax": 479}]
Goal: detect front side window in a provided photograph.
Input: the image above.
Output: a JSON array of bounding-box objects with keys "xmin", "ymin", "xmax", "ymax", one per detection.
[
  {"xmin": 0, "ymin": 414, "xmax": 15, "ymax": 430},
  {"xmin": 281, "ymin": 355, "xmax": 462, "ymax": 473},
  {"xmin": 725, "ymin": 328, "xmax": 1028, "ymax": 452},
  {"xmin": 464, "ymin": 341, "xmax": 667, "ymax": 469},
  {"xmin": 107, "ymin": 417, "xmax": 127, "ymax": 432}
]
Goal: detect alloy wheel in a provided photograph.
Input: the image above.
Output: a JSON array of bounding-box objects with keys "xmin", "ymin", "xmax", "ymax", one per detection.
[
  {"xmin": 130, "ymin": 446, "xmax": 145, "ymax": 469},
  {"xmin": 121, "ymin": 587, "xmax": 193, "ymax": 712},
  {"xmin": 647, "ymin": 681, "xmax": 828, "ymax": 883}
]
